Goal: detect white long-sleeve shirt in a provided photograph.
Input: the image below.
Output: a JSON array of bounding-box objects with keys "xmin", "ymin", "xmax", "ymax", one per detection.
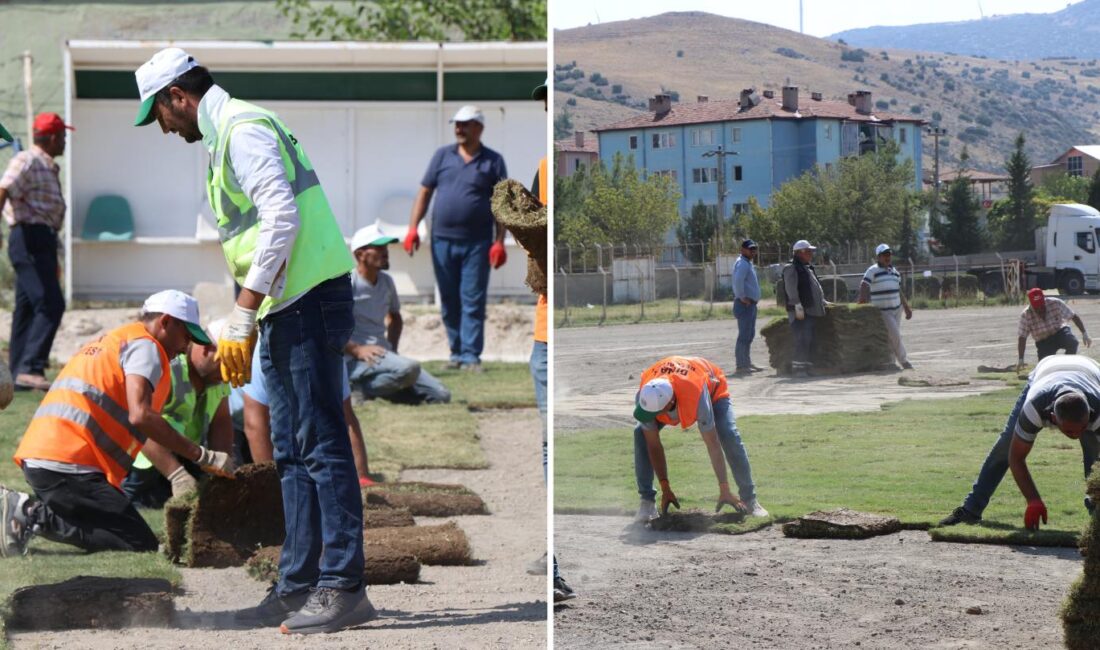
[{"xmin": 198, "ymin": 85, "xmax": 302, "ymax": 312}]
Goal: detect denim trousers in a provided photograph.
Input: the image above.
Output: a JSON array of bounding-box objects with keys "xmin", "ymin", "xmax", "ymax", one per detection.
[
  {"xmin": 260, "ymin": 274, "xmax": 364, "ymax": 594},
  {"xmin": 531, "ymin": 341, "xmax": 548, "ymax": 476},
  {"xmin": 633, "ymin": 397, "xmax": 757, "ymax": 503},
  {"xmin": 8, "ymin": 223, "xmax": 65, "ymax": 376},
  {"xmin": 962, "ymin": 381, "xmax": 1100, "ymax": 516},
  {"xmin": 788, "ymin": 313, "xmax": 815, "ymax": 366},
  {"xmin": 347, "ymin": 351, "xmax": 451, "ymax": 404},
  {"xmin": 733, "ymin": 301, "xmax": 757, "ymax": 370},
  {"xmin": 431, "ymin": 236, "xmax": 491, "ymax": 365},
  {"xmin": 1035, "ymin": 326, "xmax": 1079, "ymax": 359}
]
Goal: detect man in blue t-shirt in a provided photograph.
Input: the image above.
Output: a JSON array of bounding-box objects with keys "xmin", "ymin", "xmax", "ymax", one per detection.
[{"xmin": 403, "ymin": 105, "xmax": 508, "ymax": 372}]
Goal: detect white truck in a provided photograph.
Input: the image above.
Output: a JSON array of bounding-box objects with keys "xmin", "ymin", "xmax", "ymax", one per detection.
[{"xmin": 931, "ymin": 203, "xmax": 1100, "ymax": 296}]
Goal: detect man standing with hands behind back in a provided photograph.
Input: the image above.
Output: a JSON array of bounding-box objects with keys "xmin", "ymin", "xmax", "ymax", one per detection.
[
  {"xmin": 404, "ymin": 105, "xmax": 508, "ymax": 373},
  {"xmin": 732, "ymin": 239, "xmax": 762, "ymax": 376}
]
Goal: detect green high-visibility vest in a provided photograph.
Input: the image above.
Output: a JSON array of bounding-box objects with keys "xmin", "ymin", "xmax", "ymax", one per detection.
[{"xmin": 207, "ymin": 98, "xmax": 352, "ymax": 318}]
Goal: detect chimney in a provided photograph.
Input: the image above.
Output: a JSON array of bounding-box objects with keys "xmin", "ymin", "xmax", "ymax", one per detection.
[
  {"xmin": 739, "ymin": 88, "xmax": 755, "ymax": 109},
  {"xmin": 782, "ymin": 86, "xmax": 799, "ymax": 111},
  {"xmin": 574, "ymin": 131, "xmax": 584, "ymax": 148},
  {"xmin": 697, "ymin": 95, "xmax": 708, "ymax": 103},
  {"xmin": 648, "ymin": 94, "xmax": 672, "ymax": 116},
  {"xmin": 853, "ymin": 90, "xmax": 872, "ymax": 114},
  {"xmin": 811, "ymin": 91, "xmax": 823, "ymax": 101},
  {"xmin": 763, "ymin": 89, "xmax": 775, "ymax": 99}
]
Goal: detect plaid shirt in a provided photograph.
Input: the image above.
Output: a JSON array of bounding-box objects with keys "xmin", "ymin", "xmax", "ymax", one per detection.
[
  {"xmin": 1018, "ymin": 297, "xmax": 1076, "ymax": 341},
  {"xmin": 0, "ymin": 146, "xmax": 65, "ymax": 230}
]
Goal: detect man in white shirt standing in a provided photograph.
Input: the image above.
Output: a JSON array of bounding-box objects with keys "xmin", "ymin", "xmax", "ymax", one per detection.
[
  {"xmin": 857, "ymin": 244, "xmax": 914, "ymax": 370},
  {"xmin": 134, "ymin": 48, "xmax": 374, "ymax": 634}
]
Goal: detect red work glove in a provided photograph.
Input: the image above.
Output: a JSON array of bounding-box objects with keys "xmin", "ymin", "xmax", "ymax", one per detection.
[
  {"xmin": 489, "ymin": 241, "xmax": 507, "ymax": 269},
  {"xmin": 659, "ymin": 479, "xmax": 680, "ymax": 516},
  {"xmin": 403, "ymin": 227, "xmax": 420, "ymax": 256},
  {"xmin": 1024, "ymin": 499, "xmax": 1048, "ymax": 530}
]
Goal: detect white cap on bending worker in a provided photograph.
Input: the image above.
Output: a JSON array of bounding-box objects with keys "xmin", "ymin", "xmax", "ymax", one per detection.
[
  {"xmin": 141, "ymin": 290, "xmax": 212, "ymax": 345},
  {"xmin": 634, "ymin": 377, "xmax": 674, "ymax": 422}
]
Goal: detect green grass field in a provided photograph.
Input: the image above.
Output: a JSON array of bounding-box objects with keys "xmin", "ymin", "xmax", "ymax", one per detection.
[{"xmin": 555, "ymin": 386, "xmax": 1093, "ymax": 545}]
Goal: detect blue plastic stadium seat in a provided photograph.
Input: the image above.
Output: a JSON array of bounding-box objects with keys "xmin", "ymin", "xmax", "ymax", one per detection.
[{"xmin": 82, "ymin": 194, "xmax": 134, "ymax": 241}]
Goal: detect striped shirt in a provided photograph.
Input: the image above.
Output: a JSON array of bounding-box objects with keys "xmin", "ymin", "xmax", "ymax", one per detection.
[
  {"xmin": 1015, "ymin": 355, "xmax": 1100, "ymax": 442},
  {"xmin": 0, "ymin": 146, "xmax": 65, "ymax": 230},
  {"xmin": 861, "ymin": 263, "xmax": 902, "ymax": 310},
  {"xmin": 1017, "ymin": 297, "xmax": 1076, "ymax": 341}
]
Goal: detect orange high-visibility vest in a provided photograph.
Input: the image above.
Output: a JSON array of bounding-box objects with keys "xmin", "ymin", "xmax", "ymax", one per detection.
[
  {"xmin": 538, "ymin": 157, "xmax": 548, "ymax": 204},
  {"xmin": 533, "ymin": 156, "xmax": 548, "ymax": 343},
  {"xmin": 14, "ymin": 322, "xmax": 172, "ymax": 488},
  {"xmin": 638, "ymin": 356, "xmax": 729, "ymax": 429}
]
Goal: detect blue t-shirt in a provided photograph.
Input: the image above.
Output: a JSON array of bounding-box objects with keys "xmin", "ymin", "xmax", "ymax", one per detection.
[{"xmin": 421, "ymin": 144, "xmax": 507, "ymax": 241}]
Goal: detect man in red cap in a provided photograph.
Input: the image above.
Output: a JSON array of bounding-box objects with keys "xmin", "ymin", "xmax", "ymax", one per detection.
[
  {"xmin": 0, "ymin": 112, "xmax": 74, "ymax": 392},
  {"xmin": 1017, "ymin": 288, "xmax": 1091, "ymax": 370}
]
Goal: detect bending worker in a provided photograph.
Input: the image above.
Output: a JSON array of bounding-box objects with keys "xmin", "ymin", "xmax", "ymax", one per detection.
[
  {"xmin": 940, "ymin": 354, "xmax": 1100, "ymax": 529},
  {"xmin": 1017, "ymin": 287, "xmax": 1090, "ymax": 370},
  {"xmin": 632, "ymin": 355, "xmax": 768, "ymax": 522},
  {"xmin": 0, "ymin": 290, "xmax": 233, "ymax": 557},
  {"xmin": 134, "ymin": 47, "xmax": 372, "ymax": 633}
]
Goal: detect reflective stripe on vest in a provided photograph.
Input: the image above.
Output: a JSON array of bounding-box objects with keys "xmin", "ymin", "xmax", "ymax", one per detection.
[
  {"xmin": 32, "ymin": 402, "xmax": 136, "ymax": 473},
  {"xmin": 50, "ymin": 377, "xmax": 147, "ymax": 444}
]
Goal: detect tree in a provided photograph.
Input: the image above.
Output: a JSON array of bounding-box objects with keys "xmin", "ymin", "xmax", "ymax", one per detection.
[
  {"xmin": 895, "ymin": 197, "xmax": 920, "ymax": 262},
  {"xmin": 933, "ymin": 148, "xmax": 985, "ymax": 254},
  {"xmin": 276, "ymin": 0, "xmax": 546, "ymax": 41},
  {"xmin": 1087, "ymin": 168, "xmax": 1100, "ymax": 212},
  {"xmin": 991, "ymin": 133, "xmax": 1036, "ymax": 250},
  {"xmin": 676, "ymin": 200, "xmax": 718, "ymax": 262},
  {"xmin": 1037, "ymin": 172, "xmax": 1090, "ymax": 204},
  {"xmin": 554, "ymin": 108, "xmax": 574, "ymax": 140}
]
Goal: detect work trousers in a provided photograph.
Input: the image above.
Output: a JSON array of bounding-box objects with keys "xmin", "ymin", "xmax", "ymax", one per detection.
[
  {"xmin": 261, "ymin": 274, "xmax": 364, "ymax": 595},
  {"xmin": 431, "ymin": 236, "xmax": 491, "ymax": 365},
  {"xmin": 8, "ymin": 223, "xmax": 65, "ymax": 376},
  {"xmin": 788, "ymin": 312, "xmax": 816, "ymax": 372},
  {"xmin": 733, "ymin": 301, "xmax": 757, "ymax": 370},
  {"xmin": 22, "ymin": 466, "xmax": 159, "ymax": 552},
  {"xmin": 879, "ymin": 306, "xmax": 909, "ymax": 365},
  {"xmin": 347, "ymin": 351, "xmax": 451, "ymax": 404},
  {"xmin": 1035, "ymin": 326, "xmax": 1079, "ymax": 360}
]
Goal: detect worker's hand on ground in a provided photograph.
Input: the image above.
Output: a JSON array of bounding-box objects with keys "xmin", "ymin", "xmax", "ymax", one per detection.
[
  {"xmin": 1016, "ymin": 357, "xmax": 1026, "ymax": 372},
  {"xmin": 658, "ymin": 479, "xmax": 680, "ymax": 516},
  {"xmin": 196, "ymin": 446, "xmax": 236, "ymax": 478},
  {"xmin": 355, "ymin": 344, "xmax": 386, "ymax": 365},
  {"xmin": 904, "ymin": 304, "xmax": 913, "ymax": 320},
  {"xmin": 403, "ymin": 227, "xmax": 420, "ymax": 256},
  {"xmin": 794, "ymin": 305, "xmax": 805, "ymax": 321},
  {"xmin": 217, "ymin": 304, "xmax": 258, "ymax": 388},
  {"xmin": 167, "ymin": 466, "xmax": 198, "ymax": 497},
  {"xmin": 489, "ymin": 241, "xmax": 507, "ymax": 269},
  {"xmin": 1024, "ymin": 498, "xmax": 1048, "ymax": 530},
  {"xmin": 715, "ymin": 484, "xmax": 747, "ymax": 514},
  {"xmin": 1084, "ymin": 332, "xmax": 1093, "ymax": 348}
]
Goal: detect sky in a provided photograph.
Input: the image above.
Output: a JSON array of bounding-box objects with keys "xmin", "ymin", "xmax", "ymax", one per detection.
[{"xmin": 552, "ymin": 0, "xmax": 1085, "ymax": 37}]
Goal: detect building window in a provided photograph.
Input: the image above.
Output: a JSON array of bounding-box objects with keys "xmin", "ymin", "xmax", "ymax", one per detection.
[
  {"xmin": 573, "ymin": 159, "xmax": 580, "ymax": 172},
  {"xmin": 692, "ymin": 167, "xmax": 718, "ymax": 183},
  {"xmin": 652, "ymin": 169, "xmax": 678, "ymax": 182},
  {"xmin": 899, "ymin": 127, "xmax": 907, "ymax": 144},
  {"xmin": 824, "ymin": 124, "xmax": 832, "ymax": 140},
  {"xmin": 1069, "ymin": 155, "xmax": 1084, "ymax": 177},
  {"xmin": 731, "ymin": 127, "xmax": 742, "ymax": 143},
  {"xmin": 732, "ymin": 203, "xmax": 750, "ymax": 215},
  {"xmin": 628, "ymin": 135, "xmax": 638, "ymax": 150},
  {"xmin": 652, "ymin": 132, "xmax": 677, "ymax": 149},
  {"xmin": 691, "ymin": 128, "xmax": 716, "ymax": 146},
  {"xmin": 733, "ymin": 165, "xmax": 743, "ymax": 181}
]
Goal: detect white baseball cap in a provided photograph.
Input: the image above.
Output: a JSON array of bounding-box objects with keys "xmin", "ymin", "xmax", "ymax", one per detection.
[
  {"xmin": 634, "ymin": 378, "xmax": 674, "ymax": 423},
  {"xmin": 142, "ymin": 289, "xmax": 211, "ymax": 345},
  {"xmin": 351, "ymin": 223, "xmax": 399, "ymax": 251},
  {"xmin": 134, "ymin": 48, "xmax": 200, "ymax": 127},
  {"xmin": 450, "ymin": 105, "xmax": 485, "ymax": 124},
  {"xmin": 875, "ymin": 243, "xmax": 893, "ymax": 256},
  {"xmin": 792, "ymin": 239, "xmax": 817, "ymax": 252}
]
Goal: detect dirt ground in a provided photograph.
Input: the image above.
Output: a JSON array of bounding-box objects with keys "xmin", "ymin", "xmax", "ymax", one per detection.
[
  {"xmin": 11, "ymin": 410, "xmax": 547, "ymax": 649},
  {"xmin": 554, "ymin": 298, "xmax": 1100, "ymax": 648}
]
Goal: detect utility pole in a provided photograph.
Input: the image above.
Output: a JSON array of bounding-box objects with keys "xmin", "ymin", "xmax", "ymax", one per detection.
[
  {"xmin": 702, "ymin": 144, "xmax": 738, "ymax": 264},
  {"xmin": 926, "ymin": 126, "xmax": 947, "ymax": 223},
  {"xmin": 800, "ymin": 0, "xmax": 804, "ymax": 34},
  {"xmin": 22, "ymin": 51, "xmax": 33, "ymax": 145}
]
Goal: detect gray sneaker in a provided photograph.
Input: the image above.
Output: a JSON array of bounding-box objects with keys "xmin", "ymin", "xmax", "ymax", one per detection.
[
  {"xmin": 280, "ymin": 585, "xmax": 377, "ymax": 634},
  {"xmin": 234, "ymin": 584, "xmax": 310, "ymax": 628},
  {"xmin": 0, "ymin": 486, "xmax": 32, "ymax": 557}
]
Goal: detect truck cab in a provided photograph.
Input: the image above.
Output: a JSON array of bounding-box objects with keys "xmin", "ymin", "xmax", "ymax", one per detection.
[{"xmin": 1045, "ymin": 203, "xmax": 1100, "ymax": 295}]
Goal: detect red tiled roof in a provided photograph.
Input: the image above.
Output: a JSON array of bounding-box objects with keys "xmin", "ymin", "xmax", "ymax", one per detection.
[
  {"xmin": 595, "ymin": 96, "xmax": 926, "ymax": 132},
  {"xmin": 555, "ymin": 134, "xmax": 599, "ymax": 154}
]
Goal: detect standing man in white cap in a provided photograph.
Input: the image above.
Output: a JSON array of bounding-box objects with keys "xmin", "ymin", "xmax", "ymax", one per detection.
[
  {"xmin": 132, "ymin": 48, "xmax": 373, "ymax": 633},
  {"xmin": 404, "ymin": 105, "xmax": 509, "ymax": 373},
  {"xmin": 858, "ymin": 244, "xmax": 914, "ymax": 370},
  {"xmin": 0, "ymin": 290, "xmax": 233, "ymax": 556},
  {"xmin": 782, "ymin": 240, "xmax": 826, "ymax": 377},
  {"xmin": 631, "ymin": 355, "xmax": 767, "ymax": 523}
]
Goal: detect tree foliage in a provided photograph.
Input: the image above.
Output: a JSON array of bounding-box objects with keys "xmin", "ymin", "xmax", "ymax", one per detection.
[
  {"xmin": 676, "ymin": 200, "xmax": 717, "ymax": 262},
  {"xmin": 276, "ymin": 0, "xmax": 547, "ymax": 41},
  {"xmin": 553, "ymin": 108, "xmax": 574, "ymax": 140},
  {"xmin": 554, "ymin": 153, "xmax": 681, "ymax": 251},
  {"xmin": 932, "ymin": 148, "xmax": 985, "ymax": 254},
  {"xmin": 1087, "ymin": 168, "xmax": 1100, "ymax": 213},
  {"xmin": 987, "ymin": 132, "xmax": 1036, "ymax": 250},
  {"xmin": 1037, "ymin": 172, "xmax": 1090, "ymax": 204}
]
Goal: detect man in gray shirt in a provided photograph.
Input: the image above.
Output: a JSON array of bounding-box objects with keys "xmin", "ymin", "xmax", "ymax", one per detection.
[
  {"xmin": 346, "ymin": 224, "xmax": 450, "ymax": 405},
  {"xmin": 781, "ymin": 240, "xmax": 826, "ymax": 378}
]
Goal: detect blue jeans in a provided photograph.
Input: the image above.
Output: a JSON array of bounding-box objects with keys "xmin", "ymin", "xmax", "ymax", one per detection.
[
  {"xmin": 788, "ymin": 312, "xmax": 815, "ymax": 367},
  {"xmin": 531, "ymin": 341, "xmax": 548, "ymax": 477},
  {"xmin": 1036, "ymin": 326, "xmax": 1078, "ymax": 359},
  {"xmin": 633, "ymin": 397, "xmax": 757, "ymax": 503},
  {"xmin": 260, "ymin": 274, "xmax": 364, "ymax": 595},
  {"xmin": 347, "ymin": 351, "xmax": 451, "ymax": 404},
  {"xmin": 431, "ymin": 236, "xmax": 491, "ymax": 365},
  {"xmin": 733, "ymin": 301, "xmax": 757, "ymax": 370},
  {"xmin": 8, "ymin": 223, "xmax": 65, "ymax": 376},
  {"xmin": 962, "ymin": 381, "xmax": 1100, "ymax": 516}
]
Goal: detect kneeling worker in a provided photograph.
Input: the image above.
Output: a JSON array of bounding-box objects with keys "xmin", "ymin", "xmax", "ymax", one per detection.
[
  {"xmin": 941, "ymin": 354, "xmax": 1100, "ymax": 530},
  {"xmin": 633, "ymin": 355, "xmax": 768, "ymax": 522},
  {"xmin": 123, "ymin": 319, "xmax": 234, "ymax": 508},
  {"xmin": 0, "ymin": 290, "xmax": 235, "ymax": 556}
]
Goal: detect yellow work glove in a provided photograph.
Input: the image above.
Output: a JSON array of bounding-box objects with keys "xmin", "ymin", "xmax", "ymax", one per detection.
[{"xmin": 217, "ymin": 304, "xmax": 258, "ymax": 388}]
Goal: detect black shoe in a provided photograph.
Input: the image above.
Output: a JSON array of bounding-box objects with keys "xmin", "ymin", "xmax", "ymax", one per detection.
[
  {"xmin": 279, "ymin": 585, "xmax": 377, "ymax": 634},
  {"xmin": 939, "ymin": 506, "xmax": 981, "ymax": 526},
  {"xmin": 234, "ymin": 584, "xmax": 310, "ymax": 628},
  {"xmin": 553, "ymin": 576, "xmax": 577, "ymax": 603},
  {"xmin": 734, "ymin": 368, "xmax": 752, "ymax": 377},
  {"xmin": 901, "ymin": 362, "xmax": 914, "ymax": 370}
]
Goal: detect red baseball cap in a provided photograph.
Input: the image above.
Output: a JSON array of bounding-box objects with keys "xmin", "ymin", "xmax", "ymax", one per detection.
[
  {"xmin": 32, "ymin": 113, "xmax": 74, "ymax": 136},
  {"xmin": 1028, "ymin": 287, "xmax": 1046, "ymax": 309}
]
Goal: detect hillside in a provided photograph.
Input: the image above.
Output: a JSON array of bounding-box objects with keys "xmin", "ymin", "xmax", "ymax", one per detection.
[
  {"xmin": 554, "ymin": 11, "xmax": 1100, "ymax": 174},
  {"xmin": 831, "ymin": 0, "xmax": 1100, "ymax": 61}
]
